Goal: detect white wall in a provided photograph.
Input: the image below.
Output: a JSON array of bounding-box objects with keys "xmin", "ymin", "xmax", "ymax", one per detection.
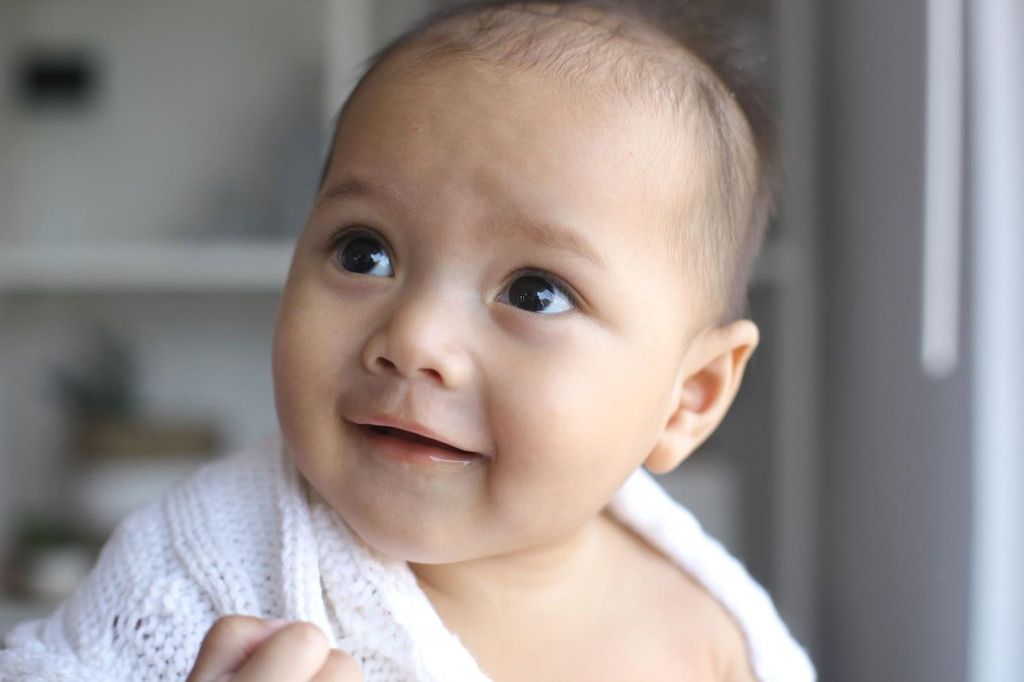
[
  {"xmin": 1, "ymin": 295, "xmax": 281, "ymax": 515},
  {"xmin": 0, "ymin": 0, "xmax": 327, "ymax": 557},
  {"xmin": 2, "ymin": 0, "xmax": 325, "ymax": 246}
]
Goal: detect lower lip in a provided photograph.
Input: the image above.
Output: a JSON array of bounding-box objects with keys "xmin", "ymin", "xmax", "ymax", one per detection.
[{"xmin": 354, "ymin": 424, "xmax": 484, "ymax": 467}]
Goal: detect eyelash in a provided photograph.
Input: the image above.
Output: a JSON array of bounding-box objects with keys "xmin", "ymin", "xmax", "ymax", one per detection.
[
  {"xmin": 325, "ymin": 226, "xmax": 581, "ymax": 313},
  {"xmin": 326, "ymin": 226, "xmax": 378, "ymax": 255}
]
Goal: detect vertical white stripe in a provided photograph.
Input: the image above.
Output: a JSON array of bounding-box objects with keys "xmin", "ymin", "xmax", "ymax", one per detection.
[
  {"xmin": 921, "ymin": 0, "xmax": 964, "ymax": 378},
  {"xmin": 969, "ymin": 0, "xmax": 1024, "ymax": 679}
]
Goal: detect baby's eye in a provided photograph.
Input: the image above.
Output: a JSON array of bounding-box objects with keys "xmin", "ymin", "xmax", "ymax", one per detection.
[
  {"xmin": 332, "ymin": 232, "xmax": 393, "ymax": 277},
  {"xmin": 498, "ymin": 273, "xmax": 576, "ymax": 315}
]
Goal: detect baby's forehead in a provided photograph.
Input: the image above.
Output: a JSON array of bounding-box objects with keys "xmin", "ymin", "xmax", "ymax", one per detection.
[
  {"xmin": 345, "ymin": 9, "xmax": 718, "ymax": 202},
  {"xmin": 339, "ymin": 57, "xmax": 694, "ymax": 224},
  {"xmin": 376, "ymin": 3, "xmax": 711, "ymax": 117},
  {"xmin": 327, "ymin": 2, "xmax": 737, "ymax": 191},
  {"xmin": 341, "ymin": 46, "xmax": 702, "ymax": 228}
]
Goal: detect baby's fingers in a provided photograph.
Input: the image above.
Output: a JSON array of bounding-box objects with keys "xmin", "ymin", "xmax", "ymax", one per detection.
[
  {"xmin": 187, "ymin": 616, "xmax": 289, "ymax": 681},
  {"xmin": 232, "ymin": 622, "xmax": 331, "ymax": 682},
  {"xmin": 310, "ymin": 649, "xmax": 363, "ymax": 682}
]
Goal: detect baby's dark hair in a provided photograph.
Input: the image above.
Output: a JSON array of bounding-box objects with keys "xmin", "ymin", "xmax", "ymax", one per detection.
[{"xmin": 318, "ymin": 0, "xmax": 780, "ymax": 325}]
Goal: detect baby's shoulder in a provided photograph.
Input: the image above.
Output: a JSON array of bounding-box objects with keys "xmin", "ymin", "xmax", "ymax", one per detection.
[
  {"xmin": 638, "ymin": 555, "xmax": 756, "ymax": 681},
  {"xmin": 686, "ymin": 583, "xmax": 758, "ymax": 682},
  {"xmin": 606, "ymin": 514, "xmax": 757, "ymax": 681}
]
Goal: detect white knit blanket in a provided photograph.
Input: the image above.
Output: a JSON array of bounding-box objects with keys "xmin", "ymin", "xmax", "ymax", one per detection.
[{"xmin": 0, "ymin": 434, "xmax": 815, "ymax": 681}]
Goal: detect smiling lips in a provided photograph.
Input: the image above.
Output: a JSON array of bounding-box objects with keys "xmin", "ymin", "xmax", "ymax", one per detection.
[
  {"xmin": 365, "ymin": 424, "xmax": 475, "ymax": 455},
  {"xmin": 352, "ymin": 417, "xmax": 483, "ymax": 464}
]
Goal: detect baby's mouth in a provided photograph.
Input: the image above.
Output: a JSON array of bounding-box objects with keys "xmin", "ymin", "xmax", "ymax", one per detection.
[{"xmin": 363, "ymin": 424, "xmax": 478, "ymax": 456}]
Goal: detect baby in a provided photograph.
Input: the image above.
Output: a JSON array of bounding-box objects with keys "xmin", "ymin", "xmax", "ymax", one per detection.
[{"xmin": 1, "ymin": 1, "xmax": 814, "ymax": 680}]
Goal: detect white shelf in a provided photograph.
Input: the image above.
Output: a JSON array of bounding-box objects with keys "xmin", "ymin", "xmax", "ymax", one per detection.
[
  {"xmin": 0, "ymin": 239, "xmax": 788, "ymax": 294},
  {"xmin": 0, "ymin": 241, "xmax": 295, "ymax": 293}
]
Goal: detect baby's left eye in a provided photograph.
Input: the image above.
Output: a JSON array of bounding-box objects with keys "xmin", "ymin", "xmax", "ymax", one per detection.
[
  {"xmin": 332, "ymin": 232, "xmax": 394, "ymax": 278},
  {"xmin": 498, "ymin": 273, "xmax": 576, "ymax": 315}
]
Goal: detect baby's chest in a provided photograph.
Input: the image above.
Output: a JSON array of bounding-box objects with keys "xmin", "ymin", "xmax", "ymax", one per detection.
[
  {"xmin": 468, "ymin": 585, "xmax": 737, "ymax": 682},
  {"xmin": 474, "ymin": 619, "xmax": 721, "ymax": 682}
]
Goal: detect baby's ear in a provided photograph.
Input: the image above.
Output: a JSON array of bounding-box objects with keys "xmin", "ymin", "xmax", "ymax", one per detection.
[{"xmin": 644, "ymin": 319, "xmax": 760, "ymax": 474}]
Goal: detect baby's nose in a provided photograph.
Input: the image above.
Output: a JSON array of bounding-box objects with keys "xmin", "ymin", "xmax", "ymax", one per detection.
[{"xmin": 360, "ymin": 291, "xmax": 473, "ymax": 388}]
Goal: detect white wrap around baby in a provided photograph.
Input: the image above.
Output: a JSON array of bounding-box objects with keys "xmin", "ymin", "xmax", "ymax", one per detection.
[{"xmin": 0, "ymin": 434, "xmax": 815, "ymax": 681}]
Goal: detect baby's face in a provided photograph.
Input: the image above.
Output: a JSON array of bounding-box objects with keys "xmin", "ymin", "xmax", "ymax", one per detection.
[{"xmin": 273, "ymin": 54, "xmax": 705, "ymax": 563}]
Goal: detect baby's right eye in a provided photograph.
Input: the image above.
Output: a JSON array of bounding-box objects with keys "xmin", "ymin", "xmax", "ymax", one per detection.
[
  {"xmin": 497, "ymin": 272, "xmax": 577, "ymax": 315},
  {"xmin": 331, "ymin": 231, "xmax": 394, "ymax": 277}
]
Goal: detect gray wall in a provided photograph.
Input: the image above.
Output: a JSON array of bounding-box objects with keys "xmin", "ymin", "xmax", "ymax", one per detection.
[{"xmin": 819, "ymin": 1, "xmax": 973, "ymax": 680}]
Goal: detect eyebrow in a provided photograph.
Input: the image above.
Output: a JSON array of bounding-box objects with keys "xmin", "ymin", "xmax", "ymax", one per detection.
[
  {"xmin": 317, "ymin": 175, "xmax": 608, "ymax": 270},
  {"xmin": 502, "ymin": 217, "xmax": 608, "ymax": 270},
  {"xmin": 316, "ymin": 176, "xmax": 412, "ymax": 215}
]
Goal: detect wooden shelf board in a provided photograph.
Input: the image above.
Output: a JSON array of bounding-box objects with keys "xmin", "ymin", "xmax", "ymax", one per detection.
[{"xmin": 0, "ymin": 241, "xmax": 295, "ymax": 293}]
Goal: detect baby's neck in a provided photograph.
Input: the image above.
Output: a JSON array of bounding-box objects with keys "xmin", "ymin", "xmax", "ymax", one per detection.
[{"xmin": 408, "ymin": 509, "xmax": 624, "ymax": 625}]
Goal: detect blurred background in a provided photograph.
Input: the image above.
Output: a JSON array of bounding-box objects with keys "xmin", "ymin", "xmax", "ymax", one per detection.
[{"xmin": 0, "ymin": 1, "xmax": 1020, "ymax": 680}]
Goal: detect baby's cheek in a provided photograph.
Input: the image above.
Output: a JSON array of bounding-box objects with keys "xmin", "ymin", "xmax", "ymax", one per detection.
[
  {"xmin": 276, "ymin": 290, "xmax": 348, "ymax": 391},
  {"xmin": 490, "ymin": 375, "xmax": 615, "ymax": 498},
  {"xmin": 273, "ymin": 306, "xmax": 347, "ymax": 470}
]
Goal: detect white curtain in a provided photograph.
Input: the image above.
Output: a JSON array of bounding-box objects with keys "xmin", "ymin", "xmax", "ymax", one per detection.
[{"xmin": 969, "ymin": 0, "xmax": 1024, "ymax": 679}]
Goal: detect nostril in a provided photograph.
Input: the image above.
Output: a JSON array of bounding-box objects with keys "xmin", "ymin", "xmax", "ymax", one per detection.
[
  {"xmin": 420, "ymin": 367, "xmax": 443, "ymax": 382},
  {"xmin": 375, "ymin": 357, "xmax": 398, "ymax": 372},
  {"xmin": 374, "ymin": 356, "xmax": 444, "ymax": 384}
]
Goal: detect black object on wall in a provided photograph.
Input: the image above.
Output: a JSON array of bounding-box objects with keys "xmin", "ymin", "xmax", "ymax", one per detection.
[{"xmin": 15, "ymin": 48, "xmax": 100, "ymax": 111}]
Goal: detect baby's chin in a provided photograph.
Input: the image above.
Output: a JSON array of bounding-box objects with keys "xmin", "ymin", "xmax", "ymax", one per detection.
[
  {"xmin": 341, "ymin": 512, "xmax": 493, "ymax": 565},
  {"xmin": 316, "ymin": 486, "xmax": 497, "ymax": 565}
]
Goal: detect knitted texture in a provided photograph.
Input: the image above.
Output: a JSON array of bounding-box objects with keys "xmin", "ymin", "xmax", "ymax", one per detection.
[{"xmin": 0, "ymin": 434, "xmax": 815, "ymax": 681}]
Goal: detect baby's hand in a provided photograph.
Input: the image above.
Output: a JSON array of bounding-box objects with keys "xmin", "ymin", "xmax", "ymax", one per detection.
[{"xmin": 186, "ymin": 615, "xmax": 362, "ymax": 682}]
